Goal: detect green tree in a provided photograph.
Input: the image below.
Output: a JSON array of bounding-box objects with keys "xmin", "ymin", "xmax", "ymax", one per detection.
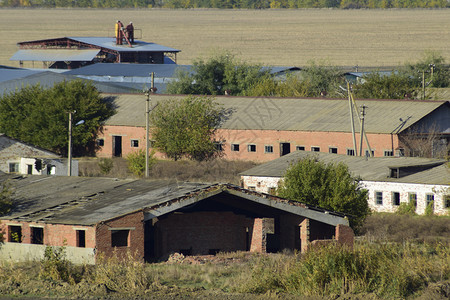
[
  {"xmin": 404, "ymin": 50, "xmax": 450, "ymax": 88},
  {"xmin": 277, "ymin": 156, "xmax": 370, "ymax": 231},
  {"xmin": 150, "ymin": 96, "xmax": 226, "ymax": 161},
  {"xmin": 354, "ymin": 71, "xmax": 417, "ymax": 99},
  {"xmin": 0, "ymin": 80, "xmax": 115, "ymax": 156},
  {"xmin": 126, "ymin": 149, "xmax": 156, "ymax": 177},
  {"xmin": 167, "ymin": 52, "xmax": 271, "ymax": 96}
]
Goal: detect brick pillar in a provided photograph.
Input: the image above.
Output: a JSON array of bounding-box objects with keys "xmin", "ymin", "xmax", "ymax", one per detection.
[
  {"xmin": 250, "ymin": 218, "xmax": 267, "ymax": 253},
  {"xmin": 335, "ymin": 224, "xmax": 354, "ymax": 249},
  {"xmin": 300, "ymin": 218, "xmax": 310, "ymax": 253}
]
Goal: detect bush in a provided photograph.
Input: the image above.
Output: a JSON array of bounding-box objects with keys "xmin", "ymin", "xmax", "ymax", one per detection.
[
  {"xmin": 396, "ymin": 200, "xmax": 417, "ymax": 216},
  {"xmin": 39, "ymin": 245, "xmax": 76, "ymax": 283},
  {"xmin": 98, "ymin": 158, "xmax": 113, "ymax": 175},
  {"xmin": 126, "ymin": 149, "xmax": 156, "ymax": 177},
  {"xmin": 425, "ymin": 201, "xmax": 435, "ymax": 216}
]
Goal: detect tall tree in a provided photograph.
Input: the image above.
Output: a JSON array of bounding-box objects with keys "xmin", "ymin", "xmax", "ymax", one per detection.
[
  {"xmin": 150, "ymin": 96, "xmax": 227, "ymax": 161},
  {"xmin": 354, "ymin": 71, "xmax": 417, "ymax": 99},
  {"xmin": 0, "ymin": 80, "xmax": 115, "ymax": 156},
  {"xmin": 167, "ymin": 52, "xmax": 271, "ymax": 96},
  {"xmin": 277, "ymin": 156, "xmax": 370, "ymax": 231}
]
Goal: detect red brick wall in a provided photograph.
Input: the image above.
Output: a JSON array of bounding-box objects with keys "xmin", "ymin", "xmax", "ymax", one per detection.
[
  {"xmin": 335, "ymin": 224, "xmax": 354, "ymax": 249},
  {"xmin": 156, "ymin": 211, "xmax": 253, "ymax": 256},
  {"xmin": 97, "ymin": 125, "xmax": 399, "ymax": 161},
  {"xmin": 299, "ymin": 218, "xmax": 310, "ymax": 253},
  {"xmin": 249, "ymin": 218, "xmax": 266, "ymax": 253},
  {"xmin": 0, "ymin": 221, "xmax": 94, "ymax": 248},
  {"xmin": 95, "ymin": 211, "xmax": 145, "ymax": 261}
]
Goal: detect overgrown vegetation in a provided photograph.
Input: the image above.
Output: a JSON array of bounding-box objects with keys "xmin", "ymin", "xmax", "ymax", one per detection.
[
  {"xmin": 277, "ymin": 156, "xmax": 370, "ymax": 231},
  {"xmin": 126, "ymin": 149, "xmax": 156, "ymax": 177},
  {"xmin": 150, "ymin": 96, "xmax": 228, "ymax": 161},
  {"xmin": 0, "ymin": 214, "xmax": 448, "ymax": 298},
  {"xmin": 0, "ymin": 80, "xmax": 115, "ymax": 156}
]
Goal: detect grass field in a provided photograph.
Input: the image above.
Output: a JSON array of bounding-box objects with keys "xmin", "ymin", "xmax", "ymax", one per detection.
[{"xmin": 1, "ymin": 8, "xmax": 450, "ymax": 68}]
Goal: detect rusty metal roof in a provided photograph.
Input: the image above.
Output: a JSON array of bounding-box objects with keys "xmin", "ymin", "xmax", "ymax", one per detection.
[
  {"xmin": 0, "ymin": 176, "xmax": 348, "ymax": 226},
  {"xmin": 103, "ymin": 94, "xmax": 449, "ymax": 134},
  {"xmin": 240, "ymin": 150, "xmax": 449, "ymax": 185}
]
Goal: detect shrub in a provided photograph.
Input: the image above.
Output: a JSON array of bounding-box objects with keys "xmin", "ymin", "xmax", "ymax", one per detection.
[
  {"xmin": 126, "ymin": 149, "xmax": 156, "ymax": 177},
  {"xmin": 396, "ymin": 200, "xmax": 417, "ymax": 216},
  {"xmin": 425, "ymin": 200, "xmax": 435, "ymax": 216},
  {"xmin": 39, "ymin": 245, "xmax": 76, "ymax": 283},
  {"xmin": 98, "ymin": 158, "xmax": 113, "ymax": 175}
]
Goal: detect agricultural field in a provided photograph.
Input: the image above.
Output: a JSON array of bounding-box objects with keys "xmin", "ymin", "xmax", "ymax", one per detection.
[{"xmin": 1, "ymin": 8, "xmax": 450, "ymax": 68}]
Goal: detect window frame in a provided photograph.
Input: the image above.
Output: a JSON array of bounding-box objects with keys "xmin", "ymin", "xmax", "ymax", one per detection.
[
  {"xmin": 329, "ymin": 147, "xmax": 338, "ymax": 154},
  {"xmin": 264, "ymin": 145, "xmax": 274, "ymax": 154},
  {"xmin": 347, "ymin": 149, "xmax": 355, "ymax": 156},
  {"xmin": 375, "ymin": 191, "xmax": 383, "ymax": 205},
  {"xmin": 384, "ymin": 150, "xmax": 394, "ymax": 157},
  {"xmin": 296, "ymin": 146, "xmax": 305, "ymax": 151},
  {"xmin": 392, "ymin": 192, "xmax": 400, "ymax": 206},
  {"xmin": 231, "ymin": 143, "xmax": 240, "ymax": 152},
  {"xmin": 311, "ymin": 146, "xmax": 320, "ymax": 152},
  {"xmin": 130, "ymin": 139, "xmax": 139, "ymax": 148},
  {"xmin": 247, "ymin": 144, "xmax": 256, "ymax": 153}
]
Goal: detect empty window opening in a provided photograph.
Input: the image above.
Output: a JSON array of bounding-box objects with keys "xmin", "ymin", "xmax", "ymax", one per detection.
[
  {"xmin": 27, "ymin": 164, "xmax": 33, "ymax": 175},
  {"xmin": 231, "ymin": 144, "xmax": 240, "ymax": 152},
  {"xmin": 131, "ymin": 139, "xmax": 139, "ymax": 147},
  {"xmin": 445, "ymin": 195, "xmax": 450, "ymax": 209},
  {"xmin": 96, "ymin": 138, "xmax": 104, "ymax": 147},
  {"xmin": 8, "ymin": 225, "xmax": 22, "ymax": 243},
  {"xmin": 31, "ymin": 227, "xmax": 44, "ymax": 244},
  {"xmin": 392, "ymin": 192, "xmax": 400, "ymax": 206},
  {"xmin": 280, "ymin": 142, "xmax": 290, "ymax": 156},
  {"xmin": 265, "ymin": 145, "xmax": 274, "ymax": 153},
  {"xmin": 311, "ymin": 146, "xmax": 320, "ymax": 152},
  {"xmin": 426, "ymin": 194, "xmax": 435, "ymax": 211},
  {"xmin": 214, "ymin": 142, "xmax": 223, "ymax": 151},
  {"xmin": 296, "ymin": 146, "xmax": 305, "ymax": 151},
  {"xmin": 384, "ymin": 150, "xmax": 394, "ymax": 157},
  {"xmin": 247, "ymin": 144, "xmax": 256, "ymax": 152},
  {"xmin": 8, "ymin": 163, "xmax": 19, "ymax": 173},
  {"xmin": 77, "ymin": 230, "xmax": 86, "ymax": 248},
  {"xmin": 375, "ymin": 191, "xmax": 383, "ymax": 205},
  {"xmin": 347, "ymin": 149, "xmax": 355, "ymax": 156},
  {"xmin": 268, "ymin": 187, "xmax": 277, "ymax": 195},
  {"xmin": 111, "ymin": 229, "xmax": 129, "ymax": 247},
  {"xmin": 365, "ymin": 150, "xmax": 374, "ymax": 157},
  {"xmin": 329, "ymin": 147, "xmax": 338, "ymax": 154}
]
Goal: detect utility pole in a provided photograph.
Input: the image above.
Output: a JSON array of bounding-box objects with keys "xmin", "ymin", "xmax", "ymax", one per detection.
[
  {"xmin": 67, "ymin": 111, "xmax": 75, "ymax": 176},
  {"xmin": 347, "ymin": 82, "xmax": 357, "ymax": 155},
  {"xmin": 359, "ymin": 105, "xmax": 367, "ymax": 156},
  {"xmin": 145, "ymin": 72, "xmax": 155, "ymax": 178}
]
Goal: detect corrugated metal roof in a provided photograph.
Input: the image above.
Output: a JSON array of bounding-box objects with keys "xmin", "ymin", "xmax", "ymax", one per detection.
[
  {"xmin": 68, "ymin": 37, "xmax": 180, "ymax": 53},
  {"xmin": 240, "ymin": 150, "xmax": 449, "ymax": 185},
  {"xmin": 0, "ymin": 177, "xmax": 347, "ymax": 225},
  {"xmin": 10, "ymin": 49, "xmax": 100, "ymax": 62},
  {"xmin": 103, "ymin": 94, "xmax": 448, "ymax": 134},
  {"xmin": 64, "ymin": 63, "xmax": 191, "ymax": 77},
  {"xmin": 0, "ymin": 72, "xmax": 138, "ymax": 97},
  {"xmin": 0, "ymin": 69, "xmax": 45, "ymax": 83}
]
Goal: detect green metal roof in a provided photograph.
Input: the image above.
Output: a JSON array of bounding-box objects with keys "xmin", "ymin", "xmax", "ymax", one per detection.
[
  {"xmin": 240, "ymin": 150, "xmax": 449, "ymax": 185},
  {"xmin": 103, "ymin": 94, "xmax": 448, "ymax": 134}
]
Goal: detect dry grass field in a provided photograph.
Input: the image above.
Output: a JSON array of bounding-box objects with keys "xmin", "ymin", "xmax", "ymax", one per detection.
[{"xmin": 1, "ymin": 8, "xmax": 450, "ymax": 68}]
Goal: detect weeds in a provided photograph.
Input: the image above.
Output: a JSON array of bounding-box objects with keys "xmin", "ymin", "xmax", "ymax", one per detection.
[
  {"xmin": 39, "ymin": 245, "xmax": 78, "ymax": 284},
  {"xmin": 97, "ymin": 158, "xmax": 113, "ymax": 175}
]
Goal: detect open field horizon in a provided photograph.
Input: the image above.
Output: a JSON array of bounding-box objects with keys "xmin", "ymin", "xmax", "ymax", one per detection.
[{"xmin": 1, "ymin": 8, "xmax": 450, "ymax": 68}]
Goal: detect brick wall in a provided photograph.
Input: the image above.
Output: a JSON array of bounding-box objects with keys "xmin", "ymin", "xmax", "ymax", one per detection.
[
  {"xmin": 299, "ymin": 218, "xmax": 309, "ymax": 253},
  {"xmin": 0, "ymin": 220, "xmax": 95, "ymax": 248},
  {"xmin": 156, "ymin": 211, "xmax": 253, "ymax": 256},
  {"xmin": 97, "ymin": 125, "xmax": 399, "ymax": 161},
  {"xmin": 95, "ymin": 211, "xmax": 145, "ymax": 261},
  {"xmin": 249, "ymin": 218, "xmax": 266, "ymax": 253},
  {"xmin": 335, "ymin": 224, "xmax": 354, "ymax": 249}
]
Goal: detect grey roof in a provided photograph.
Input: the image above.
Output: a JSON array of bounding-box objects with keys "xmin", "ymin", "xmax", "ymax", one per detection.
[
  {"xmin": 0, "ymin": 71, "xmax": 138, "ymax": 97},
  {"xmin": 240, "ymin": 150, "xmax": 449, "ymax": 185},
  {"xmin": 69, "ymin": 37, "xmax": 180, "ymax": 53},
  {"xmin": 10, "ymin": 49, "xmax": 100, "ymax": 62},
  {"xmin": 64, "ymin": 63, "xmax": 191, "ymax": 77},
  {"xmin": 103, "ymin": 94, "xmax": 449, "ymax": 134},
  {"xmin": 0, "ymin": 69, "xmax": 46, "ymax": 83},
  {"xmin": 0, "ymin": 176, "xmax": 348, "ymax": 226}
]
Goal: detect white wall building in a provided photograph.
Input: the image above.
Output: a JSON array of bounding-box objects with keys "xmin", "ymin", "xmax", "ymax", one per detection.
[{"xmin": 241, "ymin": 151, "xmax": 449, "ymax": 215}]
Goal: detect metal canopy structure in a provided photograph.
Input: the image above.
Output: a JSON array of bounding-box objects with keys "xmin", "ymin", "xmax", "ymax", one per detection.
[{"xmin": 10, "ymin": 49, "xmax": 100, "ymax": 62}]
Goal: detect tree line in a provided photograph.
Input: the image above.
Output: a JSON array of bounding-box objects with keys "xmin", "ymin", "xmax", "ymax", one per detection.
[
  {"xmin": 167, "ymin": 50, "xmax": 450, "ymax": 100},
  {"xmin": 2, "ymin": 0, "xmax": 449, "ymax": 8}
]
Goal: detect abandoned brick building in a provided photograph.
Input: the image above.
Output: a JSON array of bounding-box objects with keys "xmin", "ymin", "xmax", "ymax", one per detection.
[
  {"xmin": 96, "ymin": 94, "xmax": 449, "ymax": 161},
  {"xmin": 0, "ymin": 175, "xmax": 352, "ymax": 264}
]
